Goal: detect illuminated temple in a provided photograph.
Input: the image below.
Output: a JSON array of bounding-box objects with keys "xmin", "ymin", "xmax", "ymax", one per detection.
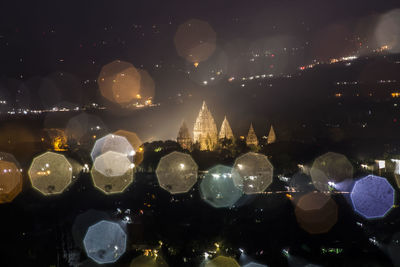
[
  {"xmin": 246, "ymin": 123, "xmax": 259, "ymax": 147},
  {"xmin": 177, "ymin": 101, "xmax": 277, "ymax": 151},
  {"xmin": 218, "ymin": 116, "xmax": 234, "ymax": 141},
  {"xmin": 193, "ymin": 101, "xmax": 218, "ymax": 150}
]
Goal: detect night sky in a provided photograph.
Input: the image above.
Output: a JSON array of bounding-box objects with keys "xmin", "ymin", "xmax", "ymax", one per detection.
[
  {"xmin": 1, "ymin": 0, "xmax": 400, "ymax": 140},
  {"xmin": 1, "ymin": 0, "xmax": 399, "ymax": 80}
]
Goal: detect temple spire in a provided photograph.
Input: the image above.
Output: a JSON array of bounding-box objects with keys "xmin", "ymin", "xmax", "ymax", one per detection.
[
  {"xmin": 246, "ymin": 123, "xmax": 259, "ymax": 147},
  {"xmin": 218, "ymin": 116, "xmax": 234, "ymax": 140},
  {"xmin": 177, "ymin": 120, "xmax": 193, "ymax": 150},
  {"xmin": 267, "ymin": 125, "xmax": 277, "ymax": 144},
  {"xmin": 202, "ymin": 100, "xmax": 207, "ymax": 110},
  {"xmin": 193, "ymin": 101, "xmax": 218, "ymax": 150}
]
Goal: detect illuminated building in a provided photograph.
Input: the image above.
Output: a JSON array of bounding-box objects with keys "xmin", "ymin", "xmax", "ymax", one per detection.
[
  {"xmin": 43, "ymin": 128, "xmax": 68, "ymax": 151},
  {"xmin": 267, "ymin": 125, "xmax": 276, "ymax": 144},
  {"xmin": 246, "ymin": 123, "xmax": 259, "ymax": 147},
  {"xmin": 177, "ymin": 121, "xmax": 193, "ymax": 150},
  {"xmin": 193, "ymin": 101, "xmax": 218, "ymax": 150},
  {"xmin": 218, "ymin": 116, "xmax": 234, "ymax": 141}
]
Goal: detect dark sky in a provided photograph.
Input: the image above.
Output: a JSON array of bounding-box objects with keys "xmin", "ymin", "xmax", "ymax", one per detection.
[
  {"xmin": 1, "ymin": 0, "xmax": 399, "ymax": 68},
  {"xmin": 1, "ymin": 0, "xmax": 400, "ymax": 107}
]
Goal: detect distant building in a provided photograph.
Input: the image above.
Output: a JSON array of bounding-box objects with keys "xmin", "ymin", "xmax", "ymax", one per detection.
[
  {"xmin": 193, "ymin": 101, "xmax": 218, "ymax": 150},
  {"xmin": 177, "ymin": 121, "xmax": 193, "ymax": 150},
  {"xmin": 218, "ymin": 116, "xmax": 234, "ymax": 141},
  {"xmin": 42, "ymin": 128, "xmax": 68, "ymax": 151},
  {"xmin": 246, "ymin": 123, "xmax": 259, "ymax": 147},
  {"xmin": 267, "ymin": 125, "xmax": 277, "ymax": 144}
]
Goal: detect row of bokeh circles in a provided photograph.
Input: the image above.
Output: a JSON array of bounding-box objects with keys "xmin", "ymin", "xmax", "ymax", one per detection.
[
  {"xmin": 0, "ymin": 132, "xmax": 398, "ymax": 265},
  {"xmin": 0, "ymin": 133, "xmax": 397, "ymax": 224}
]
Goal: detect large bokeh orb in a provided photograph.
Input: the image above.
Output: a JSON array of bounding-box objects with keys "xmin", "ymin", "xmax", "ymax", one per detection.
[
  {"xmin": 294, "ymin": 192, "xmax": 338, "ymax": 234},
  {"xmin": 98, "ymin": 60, "xmax": 141, "ymax": 105},
  {"xmin": 204, "ymin": 256, "xmax": 240, "ymax": 267},
  {"xmin": 156, "ymin": 151, "xmax": 198, "ymax": 194},
  {"xmin": 174, "ymin": 19, "xmax": 216, "ymax": 64},
  {"xmin": 200, "ymin": 165, "xmax": 243, "ymax": 208},
  {"xmin": 91, "ymin": 133, "xmax": 135, "ymax": 163},
  {"xmin": 91, "ymin": 151, "xmax": 134, "ymax": 194},
  {"xmin": 0, "ymin": 152, "xmax": 23, "ymax": 203},
  {"xmin": 72, "ymin": 210, "xmax": 110, "ymax": 248},
  {"xmin": 310, "ymin": 152, "xmax": 353, "ymax": 192},
  {"xmin": 350, "ymin": 175, "xmax": 395, "ymax": 219},
  {"xmin": 232, "ymin": 152, "xmax": 273, "ymax": 194},
  {"xmin": 83, "ymin": 220, "xmax": 126, "ymax": 264},
  {"xmin": 130, "ymin": 255, "xmax": 169, "ymax": 267},
  {"xmin": 28, "ymin": 152, "xmax": 72, "ymax": 195},
  {"xmin": 65, "ymin": 113, "xmax": 108, "ymax": 146},
  {"xmin": 114, "ymin": 130, "xmax": 144, "ymax": 166}
]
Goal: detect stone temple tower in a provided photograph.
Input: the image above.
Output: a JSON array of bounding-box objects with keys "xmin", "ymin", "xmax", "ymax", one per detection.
[
  {"xmin": 177, "ymin": 120, "xmax": 193, "ymax": 150},
  {"xmin": 193, "ymin": 101, "xmax": 218, "ymax": 150},
  {"xmin": 218, "ymin": 116, "xmax": 234, "ymax": 141},
  {"xmin": 267, "ymin": 125, "xmax": 277, "ymax": 144},
  {"xmin": 246, "ymin": 123, "xmax": 259, "ymax": 147}
]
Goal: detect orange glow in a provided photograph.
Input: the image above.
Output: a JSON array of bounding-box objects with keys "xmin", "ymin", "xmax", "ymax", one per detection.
[
  {"xmin": 98, "ymin": 60, "xmax": 141, "ymax": 105},
  {"xmin": 194, "ymin": 62, "xmax": 199, "ymax": 67},
  {"xmin": 392, "ymin": 92, "xmax": 400, "ymax": 98}
]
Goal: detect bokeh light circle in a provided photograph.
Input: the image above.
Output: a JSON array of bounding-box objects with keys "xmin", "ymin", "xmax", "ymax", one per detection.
[
  {"xmin": 155, "ymin": 151, "xmax": 198, "ymax": 194},
  {"xmin": 113, "ymin": 130, "xmax": 144, "ymax": 166},
  {"xmin": 83, "ymin": 220, "xmax": 126, "ymax": 264},
  {"xmin": 350, "ymin": 175, "xmax": 395, "ymax": 219},
  {"xmin": 0, "ymin": 152, "xmax": 23, "ymax": 203},
  {"xmin": 91, "ymin": 133, "xmax": 135, "ymax": 163},
  {"xmin": 98, "ymin": 60, "xmax": 141, "ymax": 105},
  {"xmin": 232, "ymin": 152, "xmax": 273, "ymax": 194},
  {"xmin": 174, "ymin": 19, "xmax": 216, "ymax": 64},
  {"xmin": 294, "ymin": 192, "xmax": 338, "ymax": 234},
  {"xmin": 28, "ymin": 152, "xmax": 73, "ymax": 195},
  {"xmin": 310, "ymin": 152, "xmax": 353, "ymax": 192},
  {"xmin": 91, "ymin": 151, "xmax": 134, "ymax": 194},
  {"xmin": 200, "ymin": 165, "xmax": 243, "ymax": 208}
]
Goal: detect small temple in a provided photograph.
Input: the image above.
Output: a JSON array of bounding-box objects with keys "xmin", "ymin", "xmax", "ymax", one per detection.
[
  {"xmin": 246, "ymin": 123, "xmax": 259, "ymax": 147},
  {"xmin": 176, "ymin": 121, "xmax": 193, "ymax": 150},
  {"xmin": 218, "ymin": 116, "xmax": 234, "ymax": 141},
  {"xmin": 267, "ymin": 125, "xmax": 277, "ymax": 144}
]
